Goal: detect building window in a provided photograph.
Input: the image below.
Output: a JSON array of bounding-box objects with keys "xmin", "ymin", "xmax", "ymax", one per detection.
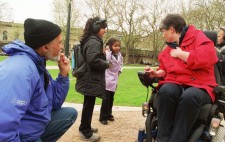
[{"xmin": 3, "ymin": 31, "xmax": 7, "ymax": 40}]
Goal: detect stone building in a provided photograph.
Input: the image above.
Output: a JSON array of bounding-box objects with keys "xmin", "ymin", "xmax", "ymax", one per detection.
[{"xmin": 0, "ymin": 21, "xmax": 24, "ymax": 48}]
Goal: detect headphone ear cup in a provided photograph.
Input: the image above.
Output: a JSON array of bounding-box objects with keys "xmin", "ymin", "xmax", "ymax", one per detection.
[{"xmin": 92, "ymin": 23, "xmax": 100, "ymax": 34}]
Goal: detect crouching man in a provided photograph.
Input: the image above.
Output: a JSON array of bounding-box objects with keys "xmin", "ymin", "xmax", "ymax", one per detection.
[{"xmin": 0, "ymin": 18, "xmax": 77, "ymax": 142}]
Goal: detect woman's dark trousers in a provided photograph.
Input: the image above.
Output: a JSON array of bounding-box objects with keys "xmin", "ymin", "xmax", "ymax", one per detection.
[
  {"xmin": 100, "ymin": 90, "xmax": 115, "ymax": 121},
  {"xmin": 79, "ymin": 95, "xmax": 96, "ymax": 138}
]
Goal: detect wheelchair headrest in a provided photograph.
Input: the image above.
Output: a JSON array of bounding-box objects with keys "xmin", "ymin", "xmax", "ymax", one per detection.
[{"xmin": 203, "ymin": 30, "xmax": 217, "ymax": 46}]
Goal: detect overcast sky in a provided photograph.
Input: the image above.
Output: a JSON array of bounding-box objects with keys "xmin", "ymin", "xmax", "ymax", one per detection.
[{"xmin": 6, "ymin": 0, "xmax": 54, "ymax": 23}]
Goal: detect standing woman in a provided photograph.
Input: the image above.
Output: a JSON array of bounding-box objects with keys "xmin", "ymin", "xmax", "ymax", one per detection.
[{"xmin": 75, "ymin": 17, "xmax": 110, "ymax": 141}]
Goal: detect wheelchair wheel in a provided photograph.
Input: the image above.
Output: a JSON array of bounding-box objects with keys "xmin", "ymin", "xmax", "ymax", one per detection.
[
  {"xmin": 145, "ymin": 112, "xmax": 157, "ymax": 142},
  {"xmin": 211, "ymin": 126, "xmax": 225, "ymax": 142},
  {"xmin": 145, "ymin": 112, "xmax": 153, "ymax": 142}
]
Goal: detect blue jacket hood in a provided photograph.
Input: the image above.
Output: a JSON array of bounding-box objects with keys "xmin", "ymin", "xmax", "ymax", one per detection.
[{"xmin": 3, "ymin": 40, "xmax": 46, "ymax": 72}]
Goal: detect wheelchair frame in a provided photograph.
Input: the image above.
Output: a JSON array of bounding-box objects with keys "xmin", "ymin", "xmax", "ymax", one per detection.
[
  {"xmin": 136, "ymin": 71, "xmax": 225, "ymax": 142},
  {"xmin": 136, "ymin": 30, "xmax": 225, "ymax": 142}
]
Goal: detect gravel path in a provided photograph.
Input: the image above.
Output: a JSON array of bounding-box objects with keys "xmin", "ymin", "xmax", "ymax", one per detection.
[
  {"xmin": 58, "ymin": 103, "xmax": 225, "ymax": 142},
  {"xmin": 58, "ymin": 103, "xmax": 146, "ymax": 142}
]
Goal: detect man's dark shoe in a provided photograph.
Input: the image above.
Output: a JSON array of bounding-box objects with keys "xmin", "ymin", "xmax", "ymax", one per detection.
[{"xmin": 99, "ymin": 120, "xmax": 108, "ymax": 125}]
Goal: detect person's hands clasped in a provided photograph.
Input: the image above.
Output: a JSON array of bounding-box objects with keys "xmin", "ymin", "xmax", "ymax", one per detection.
[
  {"xmin": 170, "ymin": 47, "xmax": 182, "ymax": 58},
  {"xmin": 58, "ymin": 53, "xmax": 70, "ymax": 77}
]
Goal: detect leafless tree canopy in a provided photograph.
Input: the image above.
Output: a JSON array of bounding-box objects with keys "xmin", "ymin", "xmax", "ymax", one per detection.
[
  {"xmin": 0, "ymin": 1, "xmax": 13, "ymax": 22},
  {"xmin": 52, "ymin": 0, "xmax": 225, "ymax": 64},
  {"xmin": 1, "ymin": 0, "xmax": 221, "ymax": 64}
]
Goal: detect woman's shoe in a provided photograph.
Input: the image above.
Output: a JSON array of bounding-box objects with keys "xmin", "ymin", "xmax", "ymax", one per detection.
[
  {"xmin": 79, "ymin": 132, "xmax": 101, "ymax": 142},
  {"xmin": 99, "ymin": 120, "xmax": 108, "ymax": 125},
  {"xmin": 108, "ymin": 116, "xmax": 114, "ymax": 121}
]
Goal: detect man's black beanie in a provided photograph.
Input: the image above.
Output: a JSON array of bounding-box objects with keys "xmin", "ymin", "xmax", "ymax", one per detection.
[{"xmin": 24, "ymin": 18, "xmax": 62, "ymax": 49}]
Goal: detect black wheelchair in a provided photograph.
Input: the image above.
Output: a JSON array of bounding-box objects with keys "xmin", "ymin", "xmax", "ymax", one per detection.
[{"xmin": 136, "ymin": 31, "xmax": 225, "ymax": 142}]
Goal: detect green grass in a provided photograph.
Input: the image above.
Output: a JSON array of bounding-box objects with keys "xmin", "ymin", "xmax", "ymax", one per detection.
[
  {"xmin": 48, "ymin": 67, "xmax": 149, "ymax": 107},
  {"xmin": 1, "ymin": 56, "xmax": 152, "ymax": 107},
  {"xmin": 46, "ymin": 60, "xmax": 58, "ymax": 66},
  {"xmin": 0, "ymin": 56, "xmax": 7, "ymax": 61},
  {"xmin": 0, "ymin": 56, "xmax": 58, "ymax": 66}
]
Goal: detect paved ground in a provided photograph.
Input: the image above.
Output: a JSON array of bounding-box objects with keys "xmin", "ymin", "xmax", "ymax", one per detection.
[
  {"xmin": 58, "ymin": 102, "xmax": 225, "ymax": 142},
  {"xmin": 62, "ymin": 102, "xmax": 142, "ymax": 112},
  {"xmin": 58, "ymin": 102, "xmax": 145, "ymax": 142}
]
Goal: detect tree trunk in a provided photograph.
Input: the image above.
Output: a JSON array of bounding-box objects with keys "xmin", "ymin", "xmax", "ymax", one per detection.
[{"xmin": 124, "ymin": 47, "xmax": 130, "ymax": 65}]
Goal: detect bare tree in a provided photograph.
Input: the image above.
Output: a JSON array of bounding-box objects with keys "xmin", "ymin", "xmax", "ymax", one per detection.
[
  {"xmin": 142, "ymin": 0, "xmax": 181, "ymax": 64},
  {"xmin": 53, "ymin": 0, "xmax": 81, "ymax": 34},
  {"xmin": 109, "ymin": 0, "xmax": 149, "ymax": 64},
  {"xmin": 51, "ymin": 0, "xmax": 225, "ymax": 64},
  {"xmin": 182, "ymin": 0, "xmax": 225, "ymax": 30},
  {"xmin": 84, "ymin": 0, "xmax": 116, "ymax": 44},
  {"xmin": 84, "ymin": 0, "xmax": 114, "ymax": 19},
  {"xmin": 83, "ymin": 0, "xmax": 154, "ymax": 64},
  {"xmin": 0, "ymin": 1, "xmax": 13, "ymax": 22}
]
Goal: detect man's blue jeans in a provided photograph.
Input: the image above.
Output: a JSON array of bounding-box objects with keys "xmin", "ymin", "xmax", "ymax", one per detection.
[{"xmin": 36, "ymin": 107, "xmax": 78, "ymax": 142}]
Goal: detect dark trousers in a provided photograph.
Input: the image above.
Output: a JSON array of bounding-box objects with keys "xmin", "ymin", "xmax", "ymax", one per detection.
[
  {"xmin": 100, "ymin": 90, "xmax": 115, "ymax": 121},
  {"xmin": 157, "ymin": 83, "xmax": 212, "ymax": 142},
  {"xmin": 36, "ymin": 107, "xmax": 78, "ymax": 142},
  {"xmin": 79, "ymin": 95, "xmax": 96, "ymax": 138}
]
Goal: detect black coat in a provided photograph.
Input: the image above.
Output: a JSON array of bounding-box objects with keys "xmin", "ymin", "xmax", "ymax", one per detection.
[{"xmin": 75, "ymin": 35, "xmax": 110, "ymax": 99}]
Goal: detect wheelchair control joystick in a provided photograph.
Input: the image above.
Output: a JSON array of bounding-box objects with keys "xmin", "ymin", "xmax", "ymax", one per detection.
[{"xmin": 142, "ymin": 102, "xmax": 149, "ymax": 117}]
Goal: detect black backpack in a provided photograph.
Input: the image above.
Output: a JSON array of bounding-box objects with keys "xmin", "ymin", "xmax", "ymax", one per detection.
[{"xmin": 72, "ymin": 44, "xmax": 87, "ymax": 77}]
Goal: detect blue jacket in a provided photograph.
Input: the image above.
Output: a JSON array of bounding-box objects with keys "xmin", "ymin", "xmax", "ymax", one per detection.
[{"xmin": 0, "ymin": 40, "xmax": 69, "ymax": 141}]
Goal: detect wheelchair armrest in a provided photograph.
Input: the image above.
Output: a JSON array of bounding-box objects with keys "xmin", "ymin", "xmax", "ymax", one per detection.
[
  {"xmin": 214, "ymin": 86, "xmax": 225, "ymax": 107},
  {"xmin": 214, "ymin": 86, "xmax": 225, "ymax": 94},
  {"xmin": 137, "ymin": 71, "xmax": 158, "ymax": 87}
]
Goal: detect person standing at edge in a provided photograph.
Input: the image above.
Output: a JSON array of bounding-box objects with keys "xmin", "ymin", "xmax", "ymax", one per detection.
[
  {"xmin": 145, "ymin": 14, "xmax": 218, "ymax": 142},
  {"xmin": 216, "ymin": 27, "xmax": 225, "ymax": 85},
  {"xmin": 217, "ymin": 27, "xmax": 225, "ymax": 50},
  {"xmin": 0, "ymin": 18, "xmax": 77, "ymax": 142},
  {"xmin": 75, "ymin": 17, "xmax": 109, "ymax": 141}
]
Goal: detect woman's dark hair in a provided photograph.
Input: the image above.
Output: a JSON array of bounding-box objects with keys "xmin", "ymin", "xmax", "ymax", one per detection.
[
  {"xmin": 160, "ymin": 14, "xmax": 186, "ymax": 33},
  {"xmin": 80, "ymin": 17, "xmax": 107, "ymax": 45},
  {"xmin": 106, "ymin": 38, "xmax": 121, "ymax": 53}
]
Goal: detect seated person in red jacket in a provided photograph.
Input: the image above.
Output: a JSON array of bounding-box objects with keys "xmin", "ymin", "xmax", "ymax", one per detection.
[{"xmin": 145, "ymin": 14, "xmax": 218, "ymax": 142}]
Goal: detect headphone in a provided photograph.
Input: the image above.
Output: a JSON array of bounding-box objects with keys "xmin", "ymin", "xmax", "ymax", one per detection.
[
  {"xmin": 92, "ymin": 18, "xmax": 107, "ymax": 34},
  {"xmin": 220, "ymin": 27, "xmax": 225, "ymax": 41}
]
